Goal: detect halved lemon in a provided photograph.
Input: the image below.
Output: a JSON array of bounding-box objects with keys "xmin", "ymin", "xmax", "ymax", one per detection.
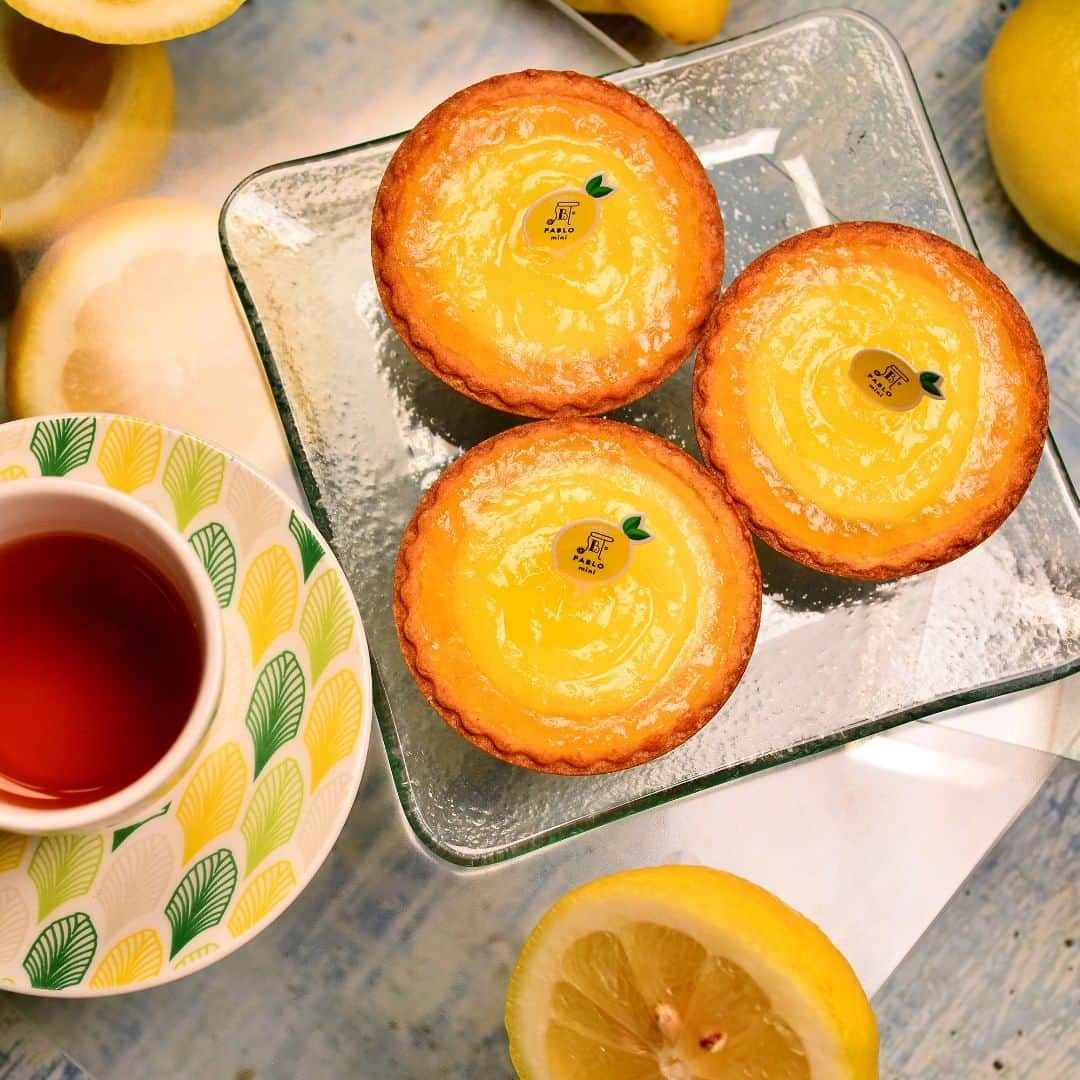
[
  {"xmin": 506, "ymin": 866, "xmax": 878, "ymax": 1079},
  {"xmin": 4, "ymin": 0, "xmax": 245, "ymax": 45},
  {"xmin": 8, "ymin": 197, "xmax": 292, "ymax": 477},
  {"xmin": 0, "ymin": 9, "xmax": 173, "ymax": 248}
]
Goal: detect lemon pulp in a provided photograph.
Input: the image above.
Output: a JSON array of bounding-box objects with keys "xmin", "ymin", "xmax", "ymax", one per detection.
[
  {"xmin": 506, "ymin": 867, "xmax": 878, "ymax": 1079},
  {"xmin": 744, "ymin": 250, "xmax": 986, "ymax": 523},
  {"xmin": 396, "ymin": 98, "xmax": 698, "ymax": 388},
  {"xmin": 455, "ymin": 462, "xmax": 705, "ymax": 720},
  {"xmin": 547, "ymin": 923, "xmax": 809, "ymax": 1080}
]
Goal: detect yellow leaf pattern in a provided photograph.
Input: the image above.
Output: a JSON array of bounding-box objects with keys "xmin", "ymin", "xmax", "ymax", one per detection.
[
  {"xmin": 227, "ymin": 861, "xmax": 296, "ymax": 938},
  {"xmin": 89, "ymin": 928, "xmax": 164, "ymax": 989},
  {"xmin": 241, "ymin": 758, "xmax": 304, "ymax": 877},
  {"xmin": 0, "ymin": 833, "xmax": 27, "ymax": 873},
  {"xmin": 304, "ymin": 670, "xmax": 366, "ymax": 792},
  {"xmin": 239, "ymin": 546, "xmax": 299, "ymax": 665},
  {"xmin": 0, "ymin": 416, "xmax": 368, "ymax": 993},
  {"xmin": 176, "ymin": 742, "xmax": 248, "ymax": 865},
  {"xmin": 300, "ymin": 570, "xmax": 354, "ymax": 686},
  {"xmin": 97, "ymin": 419, "xmax": 163, "ymax": 493},
  {"xmin": 29, "ymin": 834, "xmax": 104, "ymax": 920},
  {"xmin": 173, "ymin": 942, "xmax": 220, "ymax": 969}
]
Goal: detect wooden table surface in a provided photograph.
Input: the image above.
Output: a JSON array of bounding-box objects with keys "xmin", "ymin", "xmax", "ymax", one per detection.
[{"xmin": 0, "ymin": 2, "xmax": 1076, "ymax": 1077}]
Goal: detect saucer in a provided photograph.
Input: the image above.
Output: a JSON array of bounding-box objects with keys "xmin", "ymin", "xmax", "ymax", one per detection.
[{"xmin": 0, "ymin": 414, "xmax": 371, "ymax": 996}]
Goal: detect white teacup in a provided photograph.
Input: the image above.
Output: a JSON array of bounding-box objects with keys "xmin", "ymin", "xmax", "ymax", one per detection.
[{"xmin": 0, "ymin": 479, "xmax": 223, "ymax": 834}]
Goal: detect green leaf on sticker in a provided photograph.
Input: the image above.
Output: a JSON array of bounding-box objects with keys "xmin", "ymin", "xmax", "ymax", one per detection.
[
  {"xmin": 112, "ymin": 803, "xmax": 171, "ymax": 852},
  {"xmin": 165, "ymin": 848, "xmax": 238, "ymax": 959},
  {"xmin": 246, "ymin": 651, "xmax": 307, "ymax": 778},
  {"xmin": 189, "ymin": 523, "xmax": 238, "ymax": 608},
  {"xmin": 919, "ymin": 370, "xmax": 946, "ymax": 399},
  {"xmin": 163, "ymin": 436, "xmax": 226, "ymax": 531},
  {"xmin": 585, "ymin": 174, "xmax": 614, "ymax": 199},
  {"xmin": 29, "ymin": 834, "xmax": 104, "ymax": 921},
  {"xmin": 23, "ymin": 913, "xmax": 97, "ymax": 991},
  {"xmin": 300, "ymin": 570, "xmax": 354, "ymax": 686},
  {"xmin": 241, "ymin": 758, "xmax": 304, "ymax": 878},
  {"xmin": 30, "ymin": 417, "xmax": 96, "ymax": 477},
  {"xmin": 289, "ymin": 511, "xmax": 325, "ymax": 583},
  {"xmin": 621, "ymin": 515, "xmax": 651, "ymax": 542}
]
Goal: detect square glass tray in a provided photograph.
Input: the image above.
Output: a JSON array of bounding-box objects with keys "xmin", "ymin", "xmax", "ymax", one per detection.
[{"xmin": 221, "ymin": 8, "xmax": 1080, "ymax": 866}]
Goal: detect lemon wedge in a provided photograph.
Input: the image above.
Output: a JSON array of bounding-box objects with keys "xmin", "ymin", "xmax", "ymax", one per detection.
[
  {"xmin": 8, "ymin": 198, "xmax": 292, "ymax": 478},
  {"xmin": 4, "ymin": 0, "xmax": 245, "ymax": 45},
  {"xmin": 0, "ymin": 8, "xmax": 172, "ymax": 248},
  {"xmin": 506, "ymin": 867, "xmax": 878, "ymax": 1079}
]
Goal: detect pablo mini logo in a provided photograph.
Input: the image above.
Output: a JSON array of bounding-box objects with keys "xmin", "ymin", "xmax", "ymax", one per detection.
[
  {"xmin": 522, "ymin": 173, "xmax": 617, "ymax": 252},
  {"xmin": 552, "ymin": 513, "xmax": 652, "ymax": 584},
  {"xmin": 850, "ymin": 349, "xmax": 946, "ymax": 412}
]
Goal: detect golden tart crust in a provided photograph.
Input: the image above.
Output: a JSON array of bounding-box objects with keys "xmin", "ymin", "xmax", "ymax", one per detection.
[
  {"xmin": 693, "ymin": 222, "xmax": 1049, "ymax": 580},
  {"xmin": 394, "ymin": 419, "xmax": 761, "ymax": 775},
  {"xmin": 372, "ymin": 69, "xmax": 724, "ymax": 418}
]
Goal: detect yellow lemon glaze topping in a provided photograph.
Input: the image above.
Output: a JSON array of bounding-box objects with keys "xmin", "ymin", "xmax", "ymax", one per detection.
[
  {"xmin": 393, "ymin": 98, "xmax": 702, "ymax": 390},
  {"xmin": 695, "ymin": 223, "xmax": 1048, "ymax": 578},
  {"xmin": 397, "ymin": 422, "xmax": 761, "ymax": 768},
  {"xmin": 738, "ymin": 248, "xmax": 1016, "ymax": 524},
  {"xmin": 456, "ymin": 465, "xmax": 705, "ymax": 719}
]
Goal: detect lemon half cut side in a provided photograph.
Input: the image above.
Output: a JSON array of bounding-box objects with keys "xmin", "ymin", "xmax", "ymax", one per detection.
[
  {"xmin": 506, "ymin": 867, "xmax": 879, "ymax": 1080},
  {"xmin": 5, "ymin": 0, "xmax": 246, "ymax": 45}
]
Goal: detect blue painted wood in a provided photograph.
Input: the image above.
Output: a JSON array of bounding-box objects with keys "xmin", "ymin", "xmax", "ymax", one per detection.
[
  {"xmin": 0, "ymin": 3, "xmax": 1075, "ymax": 1078},
  {"xmin": 0, "ymin": 1000, "xmax": 92, "ymax": 1080},
  {"xmin": 874, "ymin": 759, "xmax": 1079, "ymax": 1078}
]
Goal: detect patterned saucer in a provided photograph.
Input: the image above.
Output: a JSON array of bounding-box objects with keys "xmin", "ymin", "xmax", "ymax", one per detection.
[{"xmin": 0, "ymin": 414, "xmax": 371, "ymax": 996}]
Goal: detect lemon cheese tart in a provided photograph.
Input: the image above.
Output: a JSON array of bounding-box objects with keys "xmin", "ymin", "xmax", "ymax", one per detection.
[
  {"xmin": 372, "ymin": 70, "xmax": 724, "ymax": 418},
  {"xmin": 693, "ymin": 222, "xmax": 1048, "ymax": 580},
  {"xmin": 394, "ymin": 419, "xmax": 761, "ymax": 774}
]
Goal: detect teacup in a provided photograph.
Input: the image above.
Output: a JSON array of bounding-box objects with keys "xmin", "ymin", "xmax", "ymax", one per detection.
[{"xmin": 0, "ymin": 479, "xmax": 223, "ymax": 834}]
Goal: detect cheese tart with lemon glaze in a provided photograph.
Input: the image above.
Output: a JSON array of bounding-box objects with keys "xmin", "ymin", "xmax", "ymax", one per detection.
[
  {"xmin": 693, "ymin": 222, "xmax": 1048, "ymax": 580},
  {"xmin": 372, "ymin": 70, "xmax": 724, "ymax": 418},
  {"xmin": 394, "ymin": 419, "xmax": 761, "ymax": 774}
]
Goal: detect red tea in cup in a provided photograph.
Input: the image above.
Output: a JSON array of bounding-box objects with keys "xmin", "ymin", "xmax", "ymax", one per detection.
[{"xmin": 0, "ymin": 532, "xmax": 203, "ymax": 809}]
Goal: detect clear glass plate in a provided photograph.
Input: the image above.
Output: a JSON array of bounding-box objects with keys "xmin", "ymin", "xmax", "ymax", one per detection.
[{"xmin": 221, "ymin": 8, "xmax": 1080, "ymax": 866}]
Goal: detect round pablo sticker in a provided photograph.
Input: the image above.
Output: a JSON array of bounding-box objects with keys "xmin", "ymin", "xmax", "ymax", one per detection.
[
  {"xmin": 522, "ymin": 173, "xmax": 616, "ymax": 252},
  {"xmin": 553, "ymin": 513, "xmax": 651, "ymax": 584},
  {"xmin": 850, "ymin": 348, "xmax": 946, "ymax": 412}
]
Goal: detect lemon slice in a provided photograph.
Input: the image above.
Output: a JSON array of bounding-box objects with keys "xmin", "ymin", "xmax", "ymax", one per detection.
[
  {"xmin": 0, "ymin": 9, "xmax": 172, "ymax": 248},
  {"xmin": 8, "ymin": 198, "xmax": 292, "ymax": 478},
  {"xmin": 506, "ymin": 867, "xmax": 878, "ymax": 1079},
  {"xmin": 4, "ymin": 0, "xmax": 245, "ymax": 45}
]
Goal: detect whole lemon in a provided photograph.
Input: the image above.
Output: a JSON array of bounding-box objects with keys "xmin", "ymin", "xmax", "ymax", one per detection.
[
  {"xmin": 569, "ymin": 0, "xmax": 729, "ymax": 44},
  {"xmin": 983, "ymin": 0, "xmax": 1080, "ymax": 263}
]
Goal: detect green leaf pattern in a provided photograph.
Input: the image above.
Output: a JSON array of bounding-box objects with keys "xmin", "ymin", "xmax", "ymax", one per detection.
[
  {"xmin": 289, "ymin": 510, "xmax": 325, "ymax": 583},
  {"xmin": 246, "ymin": 652, "xmax": 306, "ymax": 778},
  {"xmin": 165, "ymin": 849, "xmax": 238, "ymax": 959},
  {"xmin": 29, "ymin": 835, "xmax": 104, "ymax": 921},
  {"xmin": 0, "ymin": 417, "xmax": 368, "ymax": 993},
  {"xmin": 30, "ymin": 417, "xmax": 97, "ymax": 477},
  {"xmin": 300, "ymin": 571, "xmax": 354, "ymax": 686},
  {"xmin": 241, "ymin": 758, "xmax": 304, "ymax": 877},
  {"xmin": 111, "ymin": 803, "xmax": 171, "ymax": 852},
  {"xmin": 163, "ymin": 436, "xmax": 226, "ymax": 530},
  {"xmin": 23, "ymin": 913, "xmax": 98, "ymax": 991},
  {"xmin": 189, "ymin": 523, "xmax": 238, "ymax": 607}
]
